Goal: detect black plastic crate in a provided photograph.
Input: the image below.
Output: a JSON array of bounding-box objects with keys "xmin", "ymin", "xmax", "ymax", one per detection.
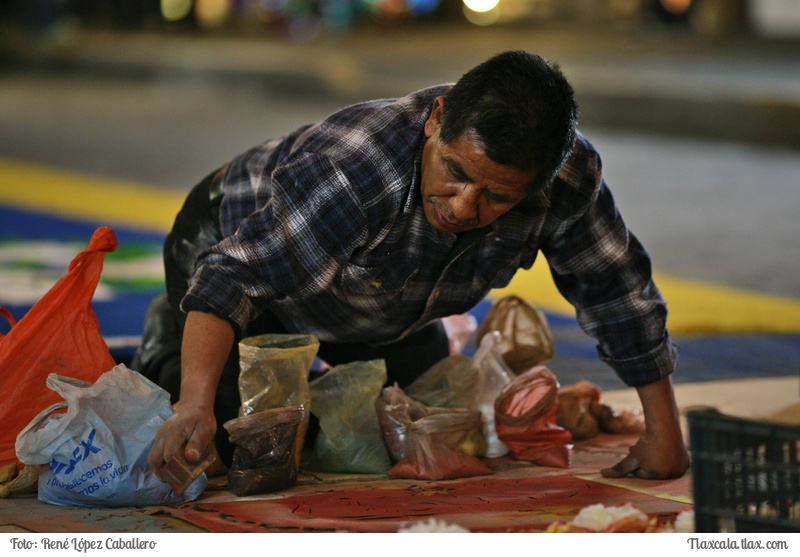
[{"xmin": 687, "ymin": 408, "xmax": 800, "ymax": 533}]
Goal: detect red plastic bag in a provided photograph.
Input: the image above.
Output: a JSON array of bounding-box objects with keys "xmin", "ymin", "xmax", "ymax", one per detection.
[
  {"xmin": 0, "ymin": 226, "xmax": 118, "ymax": 466},
  {"xmin": 494, "ymin": 365, "xmax": 573, "ymax": 468}
]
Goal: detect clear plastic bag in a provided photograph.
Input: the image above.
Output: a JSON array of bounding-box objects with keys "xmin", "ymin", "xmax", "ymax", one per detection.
[
  {"xmin": 475, "ymin": 295, "xmax": 554, "ymax": 374},
  {"xmin": 224, "ymin": 406, "xmax": 304, "ymax": 496},
  {"xmin": 237, "ymin": 333, "xmax": 319, "ymax": 469},
  {"xmin": 386, "ymin": 408, "xmax": 490, "ymax": 481},
  {"xmin": 405, "ymin": 332, "xmax": 512, "ymax": 458},
  {"xmin": 374, "ymin": 384, "xmax": 427, "ymax": 461},
  {"xmin": 15, "ymin": 364, "xmax": 207, "ymax": 507},
  {"xmin": 404, "ymin": 354, "xmax": 480, "ymax": 409},
  {"xmin": 307, "ymin": 359, "xmax": 391, "ymax": 474},
  {"xmin": 375, "ymin": 384, "xmax": 486, "ymax": 463},
  {"xmin": 470, "ymin": 331, "xmax": 514, "ymax": 458}
]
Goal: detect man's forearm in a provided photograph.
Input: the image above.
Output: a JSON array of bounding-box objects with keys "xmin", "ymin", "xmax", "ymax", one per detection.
[
  {"xmin": 636, "ymin": 375, "xmax": 683, "ymax": 437},
  {"xmin": 179, "ymin": 310, "xmax": 235, "ymax": 408},
  {"xmin": 601, "ymin": 375, "xmax": 689, "ymax": 479}
]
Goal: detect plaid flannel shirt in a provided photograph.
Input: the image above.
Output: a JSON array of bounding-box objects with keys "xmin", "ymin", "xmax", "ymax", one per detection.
[{"xmin": 182, "ymin": 85, "xmax": 678, "ymax": 386}]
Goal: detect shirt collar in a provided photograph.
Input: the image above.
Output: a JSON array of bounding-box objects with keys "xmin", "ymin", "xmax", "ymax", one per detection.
[{"xmin": 403, "ymin": 133, "xmax": 427, "ymax": 216}]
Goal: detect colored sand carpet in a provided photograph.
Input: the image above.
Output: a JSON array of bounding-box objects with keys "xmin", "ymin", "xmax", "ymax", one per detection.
[{"xmin": 2, "ymin": 158, "xmax": 799, "ymax": 391}]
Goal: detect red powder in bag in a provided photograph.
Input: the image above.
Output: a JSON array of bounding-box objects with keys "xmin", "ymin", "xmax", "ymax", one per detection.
[
  {"xmin": 494, "ymin": 366, "xmax": 573, "ymax": 468},
  {"xmin": 387, "ymin": 410, "xmax": 491, "ymax": 481}
]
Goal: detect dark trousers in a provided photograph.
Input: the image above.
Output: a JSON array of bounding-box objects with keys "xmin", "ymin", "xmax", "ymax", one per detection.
[{"xmin": 135, "ymin": 168, "xmax": 450, "ymax": 466}]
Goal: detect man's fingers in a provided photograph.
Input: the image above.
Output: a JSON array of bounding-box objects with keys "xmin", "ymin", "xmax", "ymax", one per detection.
[
  {"xmin": 633, "ymin": 467, "xmax": 656, "ymax": 480},
  {"xmin": 159, "ymin": 415, "xmax": 197, "ymax": 465},
  {"xmin": 601, "ymin": 454, "xmax": 640, "ymax": 478},
  {"xmin": 148, "ymin": 432, "xmax": 166, "ymax": 473},
  {"xmin": 185, "ymin": 433, "xmax": 209, "ymax": 463},
  {"xmin": 148, "ymin": 411, "xmax": 216, "ymax": 475}
]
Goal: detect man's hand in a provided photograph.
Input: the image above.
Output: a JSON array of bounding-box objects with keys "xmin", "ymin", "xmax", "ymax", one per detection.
[
  {"xmin": 148, "ymin": 310, "xmax": 235, "ymax": 477},
  {"xmin": 601, "ymin": 427, "xmax": 689, "ymax": 479},
  {"xmin": 601, "ymin": 376, "xmax": 689, "ymax": 480},
  {"xmin": 148, "ymin": 403, "xmax": 217, "ymax": 476}
]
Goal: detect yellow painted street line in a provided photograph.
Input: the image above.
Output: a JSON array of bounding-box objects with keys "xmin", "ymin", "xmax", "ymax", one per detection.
[
  {"xmin": 491, "ymin": 258, "xmax": 800, "ymax": 335},
  {"xmin": 0, "ymin": 159, "xmax": 184, "ymax": 233},
  {"xmin": 3, "ymin": 158, "xmax": 800, "ymax": 336}
]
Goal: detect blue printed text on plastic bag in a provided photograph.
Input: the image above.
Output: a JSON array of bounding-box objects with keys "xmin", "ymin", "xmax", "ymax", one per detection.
[{"xmin": 15, "ymin": 364, "xmax": 207, "ymax": 507}]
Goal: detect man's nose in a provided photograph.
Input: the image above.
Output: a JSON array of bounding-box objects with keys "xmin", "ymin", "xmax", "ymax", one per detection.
[{"xmin": 450, "ymin": 187, "xmax": 480, "ymax": 222}]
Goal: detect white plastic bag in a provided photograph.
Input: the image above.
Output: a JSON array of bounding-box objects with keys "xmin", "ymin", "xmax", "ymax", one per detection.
[
  {"xmin": 471, "ymin": 331, "xmax": 514, "ymax": 458},
  {"xmin": 15, "ymin": 364, "xmax": 207, "ymax": 507}
]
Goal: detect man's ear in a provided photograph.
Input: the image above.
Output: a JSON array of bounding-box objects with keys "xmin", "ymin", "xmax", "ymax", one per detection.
[{"xmin": 423, "ymin": 96, "xmax": 446, "ymax": 139}]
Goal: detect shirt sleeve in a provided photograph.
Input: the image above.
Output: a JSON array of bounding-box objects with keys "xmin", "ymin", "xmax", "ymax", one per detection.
[
  {"xmin": 540, "ymin": 136, "xmax": 679, "ymax": 387},
  {"xmin": 182, "ymin": 152, "xmax": 368, "ymax": 337}
]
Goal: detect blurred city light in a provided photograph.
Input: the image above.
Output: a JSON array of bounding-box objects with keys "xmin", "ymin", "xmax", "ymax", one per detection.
[
  {"xmin": 152, "ymin": 0, "xmax": 447, "ymax": 40},
  {"xmin": 3, "ymin": 0, "xmax": 800, "ymax": 42},
  {"xmin": 659, "ymin": 0, "xmax": 692, "ymax": 15},
  {"xmin": 463, "ymin": 0, "xmax": 500, "ymax": 13},
  {"xmin": 195, "ymin": 0, "xmax": 234, "ymax": 29},
  {"xmin": 407, "ymin": 0, "xmax": 440, "ymax": 16},
  {"xmin": 161, "ymin": 0, "xmax": 193, "ymax": 22}
]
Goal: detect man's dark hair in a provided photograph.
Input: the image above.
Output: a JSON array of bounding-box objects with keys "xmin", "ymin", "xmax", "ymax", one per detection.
[{"xmin": 440, "ymin": 50, "xmax": 579, "ymax": 194}]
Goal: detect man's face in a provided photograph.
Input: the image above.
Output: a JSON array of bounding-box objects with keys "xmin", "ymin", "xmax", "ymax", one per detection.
[{"xmin": 420, "ymin": 97, "xmax": 535, "ymax": 234}]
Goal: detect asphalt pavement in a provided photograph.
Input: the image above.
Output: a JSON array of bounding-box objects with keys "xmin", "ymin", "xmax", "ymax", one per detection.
[
  {"xmin": 2, "ymin": 19, "xmax": 800, "ymax": 149},
  {"xmin": 5, "ymin": 17, "xmax": 799, "ymax": 299}
]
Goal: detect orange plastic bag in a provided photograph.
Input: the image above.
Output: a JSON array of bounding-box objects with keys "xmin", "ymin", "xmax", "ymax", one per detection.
[
  {"xmin": 0, "ymin": 226, "xmax": 118, "ymax": 466},
  {"xmin": 494, "ymin": 365, "xmax": 573, "ymax": 468}
]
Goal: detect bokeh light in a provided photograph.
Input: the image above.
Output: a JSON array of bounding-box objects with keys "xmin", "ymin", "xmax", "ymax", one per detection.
[
  {"xmin": 462, "ymin": 0, "xmax": 499, "ymax": 14},
  {"xmin": 195, "ymin": 0, "xmax": 234, "ymax": 29},
  {"xmin": 161, "ymin": 0, "xmax": 193, "ymax": 22},
  {"xmin": 660, "ymin": 0, "xmax": 692, "ymax": 15},
  {"xmin": 407, "ymin": 0, "xmax": 440, "ymax": 16}
]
